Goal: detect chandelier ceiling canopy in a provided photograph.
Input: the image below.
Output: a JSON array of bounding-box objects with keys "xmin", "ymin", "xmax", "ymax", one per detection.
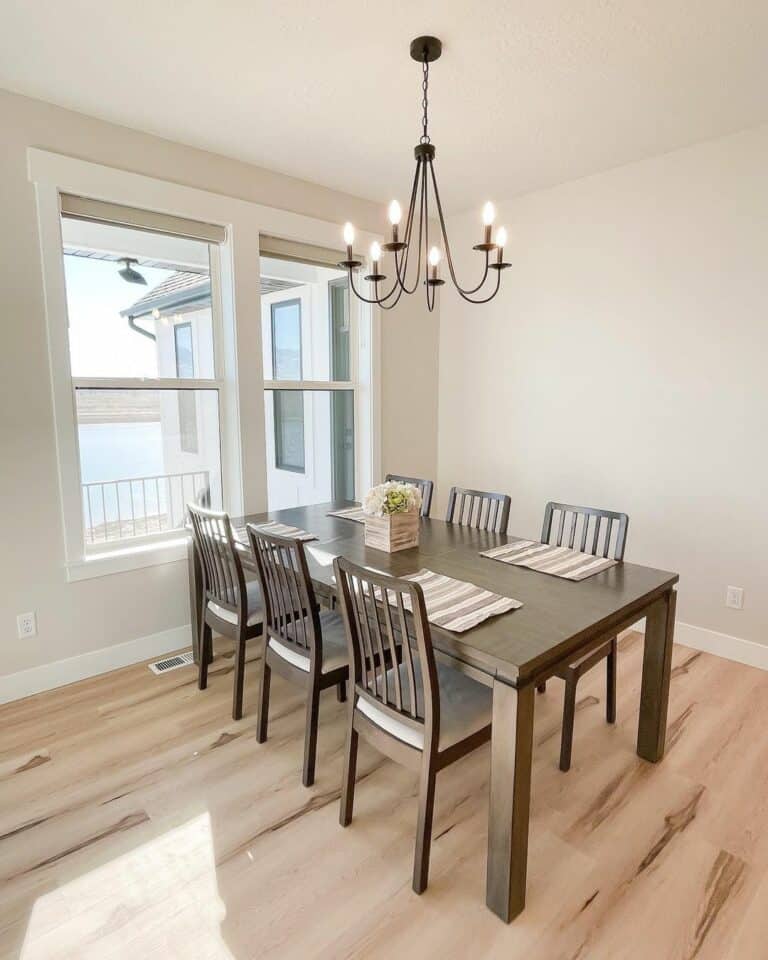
[{"xmin": 339, "ymin": 36, "xmax": 510, "ymax": 313}]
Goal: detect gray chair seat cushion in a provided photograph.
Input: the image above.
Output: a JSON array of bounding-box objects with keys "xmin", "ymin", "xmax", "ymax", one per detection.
[
  {"xmin": 208, "ymin": 579, "xmax": 262, "ymax": 627},
  {"xmin": 268, "ymin": 611, "xmax": 349, "ymax": 675},
  {"xmin": 356, "ymin": 659, "xmax": 491, "ymax": 751}
]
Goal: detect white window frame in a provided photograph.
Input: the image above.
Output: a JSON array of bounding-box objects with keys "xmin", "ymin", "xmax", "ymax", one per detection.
[
  {"xmin": 29, "ymin": 149, "xmax": 382, "ymax": 581},
  {"xmin": 260, "ymin": 253, "xmax": 371, "ymax": 504},
  {"xmin": 69, "ymin": 245, "xmax": 226, "ymax": 556}
]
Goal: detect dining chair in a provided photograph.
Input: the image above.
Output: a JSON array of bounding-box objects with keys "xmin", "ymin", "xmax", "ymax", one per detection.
[
  {"xmin": 188, "ymin": 504, "xmax": 263, "ymax": 721},
  {"xmin": 334, "ymin": 556, "xmax": 492, "ymax": 895},
  {"xmin": 536, "ymin": 501, "xmax": 630, "ymax": 771},
  {"xmin": 247, "ymin": 526, "xmax": 349, "ymax": 787},
  {"xmin": 445, "ymin": 486, "xmax": 511, "ymax": 533},
  {"xmin": 385, "ymin": 473, "xmax": 434, "ymax": 518}
]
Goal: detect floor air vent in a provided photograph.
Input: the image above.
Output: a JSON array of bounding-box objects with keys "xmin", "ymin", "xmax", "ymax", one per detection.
[{"xmin": 149, "ymin": 651, "xmax": 195, "ymax": 675}]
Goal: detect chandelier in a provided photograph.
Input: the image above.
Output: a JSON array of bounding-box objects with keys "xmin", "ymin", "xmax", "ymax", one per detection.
[{"xmin": 338, "ymin": 36, "xmax": 510, "ymax": 313}]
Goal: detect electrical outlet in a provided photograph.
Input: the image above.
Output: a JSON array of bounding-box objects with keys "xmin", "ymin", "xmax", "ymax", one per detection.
[
  {"xmin": 726, "ymin": 586, "xmax": 744, "ymax": 610},
  {"xmin": 17, "ymin": 612, "xmax": 37, "ymax": 638}
]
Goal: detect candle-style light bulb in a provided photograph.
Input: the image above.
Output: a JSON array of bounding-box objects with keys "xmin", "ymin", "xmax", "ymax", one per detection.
[
  {"xmin": 343, "ymin": 222, "xmax": 355, "ymax": 263},
  {"xmin": 495, "ymin": 226, "xmax": 508, "ymax": 265},
  {"xmin": 370, "ymin": 241, "xmax": 382, "ymax": 265},
  {"xmin": 481, "ymin": 202, "xmax": 496, "ymax": 246},
  {"xmin": 428, "ymin": 245, "xmax": 441, "ymax": 282},
  {"xmin": 388, "ymin": 199, "xmax": 403, "ymax": 245}
]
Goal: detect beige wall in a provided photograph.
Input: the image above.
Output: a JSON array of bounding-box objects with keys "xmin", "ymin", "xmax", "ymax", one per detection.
[
  {"xmin": 0, "ymin": 89, "xmax": 439, "ymax": 680},
  {"xmin": 438, "ymin": 124, "xmax": 768, "ymax": 647}
]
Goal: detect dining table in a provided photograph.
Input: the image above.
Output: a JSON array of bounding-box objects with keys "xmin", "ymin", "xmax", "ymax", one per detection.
[{"xmin": 186, "ymin": 500, "xmax": 679, "ymax": 923}]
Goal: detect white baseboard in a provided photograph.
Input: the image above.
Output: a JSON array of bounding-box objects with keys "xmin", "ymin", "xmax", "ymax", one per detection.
[
  {"xmin": 0, "ymin": 625, "xmax": 191, "ymax": 705},
  {"xmin": 622, "ymin": 618, "xmax": 768, "ymax": 672},
  {"xmin": 4, "ymin": 617, "xmax": 764, "ymax": 707}
]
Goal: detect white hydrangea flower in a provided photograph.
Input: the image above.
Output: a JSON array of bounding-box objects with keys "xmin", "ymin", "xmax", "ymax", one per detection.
[{"xmin": 362, "ymin": 481, "xmax": 423, "ymax": 518}]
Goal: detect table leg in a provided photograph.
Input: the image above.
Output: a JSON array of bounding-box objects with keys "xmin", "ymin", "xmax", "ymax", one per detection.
[
  {"xmin": 486, "ymin": 677, "xmax": 535, "ymax": 922},
  {"xmin": 637, "ymin": 588, "xmax": 677, "ymax": 762},
  {"xmin": 187, "ymin": 535, "xmax": 202, "ymax": 664}
]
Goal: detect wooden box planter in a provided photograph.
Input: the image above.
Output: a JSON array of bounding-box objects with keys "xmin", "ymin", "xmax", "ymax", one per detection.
[{"xmin": 364, "ymin": 511, "xmax": 420, "ymax": 553}]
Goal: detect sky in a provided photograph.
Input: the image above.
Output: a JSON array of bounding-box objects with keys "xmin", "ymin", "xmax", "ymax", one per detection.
[{"xmin": 63, "ymin": 254, "xmax": 169, "ymax": 378}]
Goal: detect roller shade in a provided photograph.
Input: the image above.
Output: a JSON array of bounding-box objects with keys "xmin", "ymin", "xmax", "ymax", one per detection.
[
  {"xmin": 60, "ymin": 194, "xmax": 227, "ymax": 244},
  {"xmin": 259, "ymin": 234, "xmax": 345, "ymax": 268}
]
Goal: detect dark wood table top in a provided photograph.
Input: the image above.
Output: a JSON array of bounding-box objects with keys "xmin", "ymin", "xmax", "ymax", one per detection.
[{"xmin": 232, "ymin": 501, "xmax": 679, "ymax": 685}]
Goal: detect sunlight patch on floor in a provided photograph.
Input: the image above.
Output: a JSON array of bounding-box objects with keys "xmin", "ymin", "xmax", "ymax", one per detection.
[{"xmin": 20, "ymin": 813, "xmax": 234, "ymax": 960}]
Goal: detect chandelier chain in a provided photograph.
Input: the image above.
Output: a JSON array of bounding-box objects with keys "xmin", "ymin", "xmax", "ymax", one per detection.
[{"xmin": 420, "ymin": 57, "xmax": 430, "ymax": 144}]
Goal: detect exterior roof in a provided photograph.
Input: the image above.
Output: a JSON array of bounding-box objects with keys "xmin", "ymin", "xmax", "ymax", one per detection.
[
  {"xmin": 121, "ymin": 271, "xmax": 209, "ymax": 319},
  {"xmin": 122, "ymin": 270, "xmax": 302, "ymax": 318}
]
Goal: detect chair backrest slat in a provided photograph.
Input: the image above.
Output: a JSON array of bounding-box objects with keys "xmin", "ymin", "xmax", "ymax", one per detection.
[
  {"xmin": 247, "ymin": 527, "xmax": 320, "ymax": 661},
  {"xmin": 542, "ymin": 501, "xmax": 629, "ymax": 561},
  {"xmin": 381, "ymin": 589, "xmax": 403, "ymax": 712},
  {"xmin": 188, "ymin": 504, "xmax": 246, "ymax": 616},
  {"xmin": 579, "ymin": 515, "xmax": 590, "ymax": 552},
  {"xmin": 385, "ymin": 474, "xmax": 434, "ymax": 518},
  {"xmin": 445, "ymin": 486, "xmax": 511, "ymax": 534},
  {"xmin": 334, "ymin": 557, "xmax": 438, "ymax": 738}
]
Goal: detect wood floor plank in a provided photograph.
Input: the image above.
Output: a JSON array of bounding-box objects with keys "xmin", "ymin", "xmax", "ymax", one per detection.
[{"xmin": 1, "ymin": 633, "xmax": 767, "ymax": 959}]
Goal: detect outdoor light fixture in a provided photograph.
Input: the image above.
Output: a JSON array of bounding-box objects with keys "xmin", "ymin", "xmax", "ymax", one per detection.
[
  {"xmin": 117, "ymin": 258, "xmax": 147, "ymax": 285},
  {"xmin": 339, "ymin": 36, "xmax": 511, "ymax": 312}
]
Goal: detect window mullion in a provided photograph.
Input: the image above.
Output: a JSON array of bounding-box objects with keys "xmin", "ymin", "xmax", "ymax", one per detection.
[
  {"xmin": 263, "ymin": 379, "xmax": 353, "ymax": 391},
  {"xmin": 72, "ymin": 377, "xmax": 223, "ymax": 391}
]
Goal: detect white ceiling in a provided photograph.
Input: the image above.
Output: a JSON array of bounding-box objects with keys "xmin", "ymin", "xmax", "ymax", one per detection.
[{"xmin": 2, "ymin": 1, "xmax": 767, "ymax": 214}]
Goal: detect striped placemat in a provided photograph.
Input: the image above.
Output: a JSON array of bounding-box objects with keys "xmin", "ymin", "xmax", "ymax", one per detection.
[
  {"xmin": 327, "ymin": 506, "xmax": 366, "ymax": 523},
  {"xmin": 234, "ymin": 521, "xmax": 318, "ymax": 543},
  {"xmin": 396, "ymin": 568, "xmax": 522, "ymax": 633},
  {"xmin": 481, "ymin": 540, "xmax": 617, "ymax": 581}
]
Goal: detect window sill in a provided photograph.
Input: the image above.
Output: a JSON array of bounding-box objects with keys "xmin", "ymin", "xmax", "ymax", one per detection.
[{"xmin": 66, "ymin": 536, "xmax": 189, "ymax": 582}]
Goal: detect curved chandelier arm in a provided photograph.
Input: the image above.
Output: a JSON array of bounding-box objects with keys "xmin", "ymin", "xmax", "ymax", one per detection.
[
  {"xmin": 393, "ymin": 159, "xmax": 425, "ymax": 295},
  {"xmin": 345, "ymin": 155, "xmax": 424, "ymax": 308},
  {"xmin": 347, "ymin": 268, "xmax": 400, "ymax": 306},
  {"xmin": 427, "ymin": 159, "xmax": 492, "ymax": 298},
  {"xmin": 458, "ymin": 265, "xmax": 501, "ymax": 304},
  {"xmin": 376, "ymin": 280, "xmax": 407, "ymax": 311},
  {"xmin": 351, "ymin": 156, "xmax": 427, "ymax": 307},
  {"xmin": 422, "ymin": 161, "xmax": 433, "ymax": 310}
]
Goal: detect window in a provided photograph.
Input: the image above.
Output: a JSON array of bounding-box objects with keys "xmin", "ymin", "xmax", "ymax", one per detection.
[
  {"xmin": 32, "ymin": 150, "xmax": 379, "ymax": 579},
  {"xmin": 273, "ymin": 391, "xmax": 305, "ymax": 472},
  {"xmin": 58, "ymin": 204, "xmax": 225, "ymax": 551},
  {"xmin": 270, "ymin": 298, "xmax": 304, "ymax": 472},
  {"xmin": 329, "ymin": 278, "xmax": 350, "ymax": 381},
  {"xmin": 261, "ymin": 253, "xmax": 359, "ymax": 509},
  {"xmin": 271, "ymin": 299, "xmax": 302, "ymax": 380},
  {"xmin": 174, "ymin": 323, "xmax": 198, "ymax": 453},
  {"xmin": 174, "ymin": 322, "xmax": 194, "ymax": 377}
]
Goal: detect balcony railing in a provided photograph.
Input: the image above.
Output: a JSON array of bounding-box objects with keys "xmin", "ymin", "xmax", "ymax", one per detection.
[{"xmin": 82, "ymin": 470, "xmax": 210, "ymax": 544}]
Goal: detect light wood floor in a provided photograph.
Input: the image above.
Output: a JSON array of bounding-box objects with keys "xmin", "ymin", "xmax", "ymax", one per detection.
[{"xmin": 2, "ymin": 632, "xmax": 767, "ymax": 959}]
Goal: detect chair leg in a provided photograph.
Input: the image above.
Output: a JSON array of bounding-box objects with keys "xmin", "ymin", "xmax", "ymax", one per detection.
[
  {"xmin": 256, "ymin": 655, "xmax": 271, "ymax": 743},
  {"xmin": 232, "ymin": 636, "xmax": 247, "ymax": 721},
  {"xmin": 413, "ymin": 762, "xmax": 437, "ymax": 894},
  {"xmin": 536, "ymin": 681, "xmax": 546, "ymax": 694},
  {"xmin": 339, "ymin": 723, "xmax": 359, "ymax": 826},
  {"xmin": 198, "ymin": 622, "xmax": 212, "ymax": 690},
  {"xmin": 336, "ymin": 680, "xmax": 347, "ymax": 703},
  {"xmin": 560, "ymin": 674, "xmax": 578, "ymax": 772},
  {"xmin": 606, "ymin": 637, "xmax": 617, "ymax": 724},
  {"xmin": 302, "ymin": 684, "xmax": 321, "ymax": 787}
]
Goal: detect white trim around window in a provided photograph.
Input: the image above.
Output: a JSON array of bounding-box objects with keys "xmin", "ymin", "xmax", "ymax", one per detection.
[{"xmin": 28, "ymin": 148, "xmax": 382, "ymax": 580}]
